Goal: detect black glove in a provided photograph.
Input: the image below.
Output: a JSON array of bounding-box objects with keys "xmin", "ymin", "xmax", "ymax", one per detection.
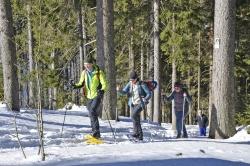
[
  {"xmin": 69, "ymin": 79, "xmax": 75, "ymax": 89},
  {"xmin": 98, "ymin": 89, "xmax": 104, "ymax": 96}
]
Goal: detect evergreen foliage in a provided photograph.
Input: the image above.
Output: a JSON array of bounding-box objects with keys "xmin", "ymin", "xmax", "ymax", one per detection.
[{"xmin": 0, "ymin": 0, "xmax": 248, "ymax": 125}]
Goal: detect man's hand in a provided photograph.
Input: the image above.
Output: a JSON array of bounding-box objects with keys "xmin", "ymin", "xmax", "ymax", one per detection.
[
  {"xmin": 142, "ymin": 98, "xmax": 148, "ymax": 105},
  {"xmin": 68, "ymin": 79, "xmax": 76, "ymax": 89},
  {"xmin": 98, "ymin": 89, "xmax": 104, "ymax": 96},
  {"xmin": 116, "ymin": 85, "xmax": 121, "ymax": 91}
]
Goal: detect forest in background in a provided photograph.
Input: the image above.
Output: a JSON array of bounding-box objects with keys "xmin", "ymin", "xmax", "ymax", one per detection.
[{"xmin": 0, "ymin": 0, "xmax": 249, "ymax": 129}]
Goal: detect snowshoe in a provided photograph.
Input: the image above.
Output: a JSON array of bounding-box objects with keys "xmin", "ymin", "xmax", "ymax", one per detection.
[{"xmin": 84, "ymin": 134, "xmax": 104, "ymax": 145}]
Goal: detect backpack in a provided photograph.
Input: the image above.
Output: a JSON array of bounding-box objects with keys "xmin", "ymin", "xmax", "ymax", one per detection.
[
  {"xmin": 138, "ymin": 80, "xmax": 157, "ymax": 98},
  {"xmin": 143, "ymin": 80, "xmax": 158, "ymax": 91}
]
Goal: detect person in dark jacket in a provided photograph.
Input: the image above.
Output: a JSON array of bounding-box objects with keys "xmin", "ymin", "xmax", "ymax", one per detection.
[
  {"xmin": 164, "ymin": 82, "xmax": 192, "ymax": 138},
  {"xmin": 117, "ymin": 71, "xmax": 151, "ymax": 140},
  {"xmin": 196, "ymin": 110, "xmax": 208, "ymax": 136}
]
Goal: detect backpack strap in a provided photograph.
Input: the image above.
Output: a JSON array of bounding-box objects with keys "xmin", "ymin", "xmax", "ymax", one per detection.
[
  {"xmin": 82, "ymin": 66, "xmax": 101, "ymax": 96},
  {"xmin": 95, "ymin": 65, "xmax": 102, "ymax": 90},
  {"xmin": 139, "ymin": 81, "xmax": 146, "ymax": 98}
]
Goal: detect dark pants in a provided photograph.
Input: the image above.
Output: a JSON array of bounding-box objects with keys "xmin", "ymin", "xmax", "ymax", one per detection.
[
  {"xmin": 87, "ymin": 95, "xmax": 102, "ymax": 137},
  {"xmin": 131, "ymin": 104, "xmax": 143, "ymax": 138},
  {"xmin": 175, "ymin": 111, "xmax": 188, "ymax": 137},
  {"xmin": 199, "ymin": 127, "xmax": 206, "ymax": 136}
]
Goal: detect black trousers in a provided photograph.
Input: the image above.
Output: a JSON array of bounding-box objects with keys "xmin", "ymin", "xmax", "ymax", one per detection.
[
  {"xmin": 87, "ymin": 95, "xmax": 102, "ymax": 136},
  {"xmin": 131, "ymin": 104, "xmax": 143, "ymax": 137}
]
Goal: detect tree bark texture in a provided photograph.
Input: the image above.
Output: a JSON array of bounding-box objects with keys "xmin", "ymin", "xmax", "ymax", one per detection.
[
  {"xmin": 96, "ymin": 0, "xmax": 105, "ymax": 70},
  {"xmin": 153, "ymin": 0, "xmax": 161, "ymax": 124},
  {"xmin": 211, "ymin": 0, "xmax": 236, "ymax": 138},
  {"xmin": 0, "ymin": 0, "xmax": 20, "ymax": 111},
  {"xmin": 27, "ymin": 3, "xmax": 35, "ymax": 108},
  {"xmin": 102, "ymin": 0, "xmax": 116, "ymax": 120}
]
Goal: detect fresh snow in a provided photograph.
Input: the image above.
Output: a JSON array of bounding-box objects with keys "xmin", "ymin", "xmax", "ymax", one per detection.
[{"xmin": 0, "ymin": 102, "xmax": 250, "ymax": 166}]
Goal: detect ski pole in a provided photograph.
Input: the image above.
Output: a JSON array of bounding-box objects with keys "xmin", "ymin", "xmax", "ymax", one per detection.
[
  {"xmin": 181, "ymin": 95, "xmax": 186, "ymax": 137},
  {"xmin": 61, "ymin": 102, "xmax": 72, "ymax": 137},
  {"xmin": 142, "ymin": 104, "xmax": 153, "ymax": 141},
  {"xmin": 103, "ymin": 106, "xmax": 116, "ymax": 141},
  {"xmin": 101, "ymin": 97, "xmax": 116, "ymax": 141}
]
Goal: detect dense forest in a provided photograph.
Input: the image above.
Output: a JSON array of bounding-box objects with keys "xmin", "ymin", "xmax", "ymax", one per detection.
[{"xmin": 0, "ymin": 0, "xmax": 249, "ymax": 138}]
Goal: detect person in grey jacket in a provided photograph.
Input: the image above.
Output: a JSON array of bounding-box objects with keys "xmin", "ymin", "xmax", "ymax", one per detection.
[
  {"xmin": 117, "ymin": 71, "xmax": 152, "ymax": 140},
  {"xmin": 164, "ymin": 82, "xmax": 192, "ymax": 138}
]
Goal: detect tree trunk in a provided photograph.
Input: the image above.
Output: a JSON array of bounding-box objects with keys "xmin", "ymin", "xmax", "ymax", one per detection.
[
  {"xmin": 140, "ymin": 41, "xmax": 146, "ymax": 120},
  {"xmin": 35, "ymin": 60, "xmax": 45, "ymax": 160},
  {"xmin": 171, "ymin": 13, "xmax": 176, "ymax": 130},
  {"xmin": 147, "ymin": 1, "xmax": 154, "ymax": 121},
  {"xmin": 77, "ymin": 2, "xmax": 84, "ymax": 72},
  {"xmin": 211, "ymin": 0, "xmax": 236, "ymax": 139},
  {"xmin": 153, "ymin": 0, "xmax": 161, "ymax": 124},
  {"xmin": 208, "ymin": 51, "xmax": 216, "ymax": 138},
  {"xmin": 140, "ymin": 42, "xmax": 144, "ymax": 80},
  {"xmin": 82, "ymin": 6, "xmax": 87, "ymax": 66},
  {"xmin": 128, "ymin": 26, "xmax": 135, "ymax": 72},
  {"xmin": 49, "ymin": 51, "xmax": 56, "ymax": 110},
  {"xmin": 171, "ymin": 60, "xmax": 177, "ymax": 130},
  {"xmin": 70, "ymin": 61, "xmax": 76, "ymax": 103},
  {"xmin": 53, "ymin": 87, "xmax": 57, "ymax": 109},
  {"xmin": 187, "ymin": 69, "xmax": 192, "ymax": 124},
  {"xmin": 146, "ymin": 43, "xmax": 150, "ymax": 78},
  {"xmin": 27, "ymin": 3, "xmax": 35, "ymax": 108},
  {"xmin": 102, "ymin": 0, "xmax": 116, "ymax": 120},
  {"xmin": 0, "ymin": 0, "xmax": 20, "ymax": 111},
  {"xmin": 96, "ymin": 0, "xmax": 105, "ymax": 70},
  {"xmin": 208, "ymin": 0, "xmax": 216, "ymax": 139},
  {"xmin": 128, "ymin": 21, "xmax": 134, "ymax": 118},
  {"xmin": 197, "ymin": 32, "xmax": 201, "ymax": 111}
]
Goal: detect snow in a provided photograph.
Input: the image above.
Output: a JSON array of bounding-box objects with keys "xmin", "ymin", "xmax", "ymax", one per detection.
[{"xmin": 0, "ymin": 103, "xmax": 250, "ymax": 166}]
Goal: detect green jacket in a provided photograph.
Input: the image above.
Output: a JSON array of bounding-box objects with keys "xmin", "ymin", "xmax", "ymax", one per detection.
[{"xmin": 74, "ymin": 65, "xmax": 107, "ymax": 99}]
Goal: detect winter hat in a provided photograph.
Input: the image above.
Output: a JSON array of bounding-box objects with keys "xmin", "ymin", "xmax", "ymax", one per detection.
[
  {"xmin": 84, "ymin": 56, "xmax": 95, "ymax": 64},
  {"xmin": 174, "ymin": 81, "xmax": 182, "ymax": 88},
  {"xmin": 130, "ymin": 70, "xmax": 138, "ymax": 80}
]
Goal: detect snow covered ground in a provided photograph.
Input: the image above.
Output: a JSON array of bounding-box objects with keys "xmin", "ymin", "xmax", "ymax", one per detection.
[{"xmin": 0, "ymin": 103, "xmax": 250, "ymax": 166}]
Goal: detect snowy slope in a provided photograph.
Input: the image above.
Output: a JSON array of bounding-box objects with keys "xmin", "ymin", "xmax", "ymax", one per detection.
[{"xmin": 0, "ymin": 103, "xmax": 250, "ymax": 166}]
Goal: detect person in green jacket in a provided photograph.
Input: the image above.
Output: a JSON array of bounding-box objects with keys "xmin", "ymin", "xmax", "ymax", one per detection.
[{"xmin": 71, "ymin": 56, "xmax": 107, "ymax": 138}]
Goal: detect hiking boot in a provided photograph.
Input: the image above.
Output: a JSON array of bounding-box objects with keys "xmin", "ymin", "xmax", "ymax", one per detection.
[
  {"xmin": 176, "ymin": 134, "xmax": 181, "ymax": 139},
  {"xmin": 182, "ymin": 134, "xmax": 188, "ymax": 138},
  {"xmin": 92, "ymin": 132, "xmax": 101, "ymax": 139},
  {"xmin": 138, "ymin": 133, "xmax": 143, "ymax": 140},
  {"xmin": 138, "ymin": 136, "xmax": 143, "ymax": 141},
  {"xmin": 131, "ymin": 133, "xmax": 139, "ymax": 138}
]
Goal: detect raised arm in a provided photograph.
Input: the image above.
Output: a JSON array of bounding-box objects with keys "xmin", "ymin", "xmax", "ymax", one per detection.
[
  {"xmin": 165, "ymin": 91, "xmax": 175, "ymax": 101},
  {"xmin": 117, "ymin": 82, "xmax": 130, "ymax": 95}
]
